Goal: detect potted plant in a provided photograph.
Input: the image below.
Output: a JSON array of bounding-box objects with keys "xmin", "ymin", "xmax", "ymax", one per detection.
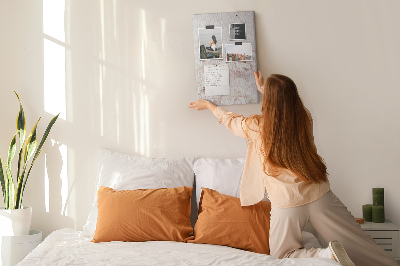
[{"xmin": 0, "ymin": 92, "xmax": 59, "ymax": 236}]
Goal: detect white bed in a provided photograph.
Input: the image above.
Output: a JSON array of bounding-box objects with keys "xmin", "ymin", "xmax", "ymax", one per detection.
[
  {"xmin": 18, "ymin": 229, "xmax": 338, "ymax": 266},
  {"xmin": 18, "ymin": 150, "xmax": 339, "ymax": 266}
]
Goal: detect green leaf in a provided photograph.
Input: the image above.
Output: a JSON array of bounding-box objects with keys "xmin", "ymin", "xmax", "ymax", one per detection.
[
  {"xmin": 7, "ymin": 135, "xmax": 17, "ymax": 170},
  {"xmin": 16, "ymin": 119, "xmax": 40, "ymax": 208},
  {"xmin": 32, "ymin": 114, "xmax": 59, "ymax": 162},
  {"xmin": 15, "ymin": 92, "xmax": 26, "ymax": 148},
  {"xmin": 5, "ymin": 135, "xmax": 17, "ymax": 209},
  {"xmin": 16, "ymin": 113, "xmax": 59, "ymax": 209},
  {"xmin": 0, "ymin": 157, "xmax": 7, "ymax": 207},
  {"xmin": 7, "ymin": 172, "xmax": 15, "ymax": 209},
  {"xmin": 15, "ymin": 91, "xmax": 26, "ymax": 183},
  {"xmin": 24, "ymin": 119, "xmax": 40, "ymax": 165}
]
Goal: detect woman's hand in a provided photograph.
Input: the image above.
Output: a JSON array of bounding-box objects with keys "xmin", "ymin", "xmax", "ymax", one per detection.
[
  {"xmin": 254, "ymin": 71, "xmax": 265, "ymax": 94},
  {"xmin": 189, "ymin": 100, "xmax": 216, "ymax": 111}
]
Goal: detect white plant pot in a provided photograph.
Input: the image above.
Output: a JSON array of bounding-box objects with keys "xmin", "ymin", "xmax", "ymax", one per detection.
[{"xmin": 0, "ymin": 206, "xmax": 32, "ymax": 236}]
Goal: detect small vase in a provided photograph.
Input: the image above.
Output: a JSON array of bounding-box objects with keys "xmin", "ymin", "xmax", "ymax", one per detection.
[{"xmin": 0, "ymin": 206, "xmax": 32, "ymax": 236}]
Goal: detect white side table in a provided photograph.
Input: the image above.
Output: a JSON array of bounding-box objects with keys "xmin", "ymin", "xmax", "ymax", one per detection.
[
  {"xmin": 360, "ymin": 220, "xmax": 399, "ymax": 262},
  {"xmin": 0, "ymin": 230, "xmax": 42, "ymax": 266}
]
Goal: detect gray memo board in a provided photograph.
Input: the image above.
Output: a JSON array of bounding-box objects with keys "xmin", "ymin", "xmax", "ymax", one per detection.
[{"xmin": 192, "ymin": 11, "xmax": 258, "ymax": 105}]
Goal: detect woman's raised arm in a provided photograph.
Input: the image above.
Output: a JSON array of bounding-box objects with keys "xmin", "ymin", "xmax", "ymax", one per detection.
[{"xmin": 189, "ymin": 99, "xmax": 216, "ymax": 112}]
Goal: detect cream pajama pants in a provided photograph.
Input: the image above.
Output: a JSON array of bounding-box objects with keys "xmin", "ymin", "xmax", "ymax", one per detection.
[{"xmin": 269, "ymin": 190, "xmax": 398, "ymax": 266}]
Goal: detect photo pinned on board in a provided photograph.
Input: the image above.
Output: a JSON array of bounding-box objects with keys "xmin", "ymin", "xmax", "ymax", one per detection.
[
  {"xmin": 198, "ymin": 27, "xmax": 223, "ymax": 60},
  {"xmin": 225, "ymin": 43, "xmax": 252, "ymax": 62},
  {"xmin": 229, "ymin": 23, "xmax": 246, "ymax": 40}
]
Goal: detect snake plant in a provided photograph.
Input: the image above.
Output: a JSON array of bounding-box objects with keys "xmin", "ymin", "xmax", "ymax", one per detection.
[{"xmin": 0, "ymin": 92, "xmax": 59, "ymax": 209}]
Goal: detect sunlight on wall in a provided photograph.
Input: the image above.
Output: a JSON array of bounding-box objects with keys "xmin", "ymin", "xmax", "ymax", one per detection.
[
  {"xmin": 43, "ymin": 0, "xmax": 69, "ymax": 216},
  {"xmin": 133, "ymin": 87, "xmax": 139, "ymax": 153},
  {"xmin": 44, "ymin": 140, "xmax": 68, "ymax": 215},
  {"xmin": 93, "ymin": 5, "xmax": 151, "ymax": 154},
  {"xmin": 113, "ymin": 0, "xmax": 117, "ymax": 39},
  {"xmin": 100, "ymin": 0, "xmax": 106, "ymax": 61},
  {"xmin": 59, "ymin": 142, "xmax": 68, "ymax": 216},
  {"xmin": 98, "ymin": 0, "xmax": 106, "ymax": 137},
  {"xmin": 43, "ymin": 0, "xmax": 66, "ymax": 120},
  {"xmin": 116, "ymin": 90, "xmax": 120, "ymax": 144},
  {"xmin": 140, "ymin": 9, "xmax": 147, "ymax": 80},
  {"xmin": 43, "ymin": 0, "xmax": 65, "ymax": 43},
  {"xmin": 65, "ymin": 1, "xmax": 72, "ymax": 124},
  {"xmin": 44, "ymin": 153, "xmax": 49, "ymax": 212},
  {"xmin": 99, "ymin": 64, "xmax": 105, "ymax": 136},
  {"xmin": 133, "ymin": 83, "xmax": 149, "ymax": 157},
  {"xmin": 141, "ymin": 85, "xmax": 150, "ymax": 156},
  {"xmin": 132, "ymin": 9, "xmax": 150, "ymax": 156},
  {"xmin": 43, "ymin": 39, "xmax": 66, "ymax": 120},
  {"xmin": 160, "ymin": 18, "xmax": 166, "ymax": 51}
]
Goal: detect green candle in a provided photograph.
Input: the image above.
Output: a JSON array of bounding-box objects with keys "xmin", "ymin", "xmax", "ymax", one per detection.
[
  {"xmin": 362, "ymin": 204, "xmax": 372, "ymax": 222},
  {"xmin": 372, "ymin": 205, "xmax": 385, "ymax": 223},
  {"xmin": 372, "ymin": 188, "xmax": 384, "ymax": 206}
]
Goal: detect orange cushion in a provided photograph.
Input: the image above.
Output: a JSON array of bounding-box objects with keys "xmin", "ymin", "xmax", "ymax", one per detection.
[
  {"xmin": 92, "ymin": 186, "xmax": 193, "ymax": 243},
  {"xmin": 187, "ymin": 187, "xmax": 271, "ymax": 254}
]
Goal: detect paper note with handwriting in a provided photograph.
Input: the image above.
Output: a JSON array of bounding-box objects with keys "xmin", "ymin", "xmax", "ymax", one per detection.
[{"xmin": 204, "ymin": 64, "xmax": 230, "ymax": 96}]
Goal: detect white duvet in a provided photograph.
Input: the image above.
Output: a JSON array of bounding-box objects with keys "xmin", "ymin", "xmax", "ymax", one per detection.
[{"xmin": 19, "ymin": 229, "xmax": 339, "ymax": 266}]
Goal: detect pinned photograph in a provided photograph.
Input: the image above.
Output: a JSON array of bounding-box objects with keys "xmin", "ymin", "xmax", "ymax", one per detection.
[
  {"xmin": 225, "ymin": 43, "xmax": 252, "ymax": 62},
  {"xmin": 229, "ymin": 23, "xmax": 246, "ymax": 40},
  {"xmin": 198, "ymin": 27, "xmax": 223, "ymax": 60}
]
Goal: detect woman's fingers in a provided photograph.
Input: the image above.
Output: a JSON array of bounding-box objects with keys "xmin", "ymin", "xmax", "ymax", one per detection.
[
  {"xmin": 258, "ymin": 71, "xmax": 263, "ymax": 82},
  {"xmin": 189, "ymin": 100, "xmax": 206, "ymax": 110},
  {"xmin": 189, "ymin": 100, "xmax": 216, "ymax": 111},
  {"xmin": 254, "ymin": 71, "xmax": 264, "ymax": 84},
  {"xmin": 254, "ymin": 71, "xmax": 259, "ymax": 79},
  {"xmin": 254, "ymin": 70, "xmax": 265, "ymax": 93},
  {"xmin": 189, "ymin": 102, "xmax": 197, "ymax": 109}
]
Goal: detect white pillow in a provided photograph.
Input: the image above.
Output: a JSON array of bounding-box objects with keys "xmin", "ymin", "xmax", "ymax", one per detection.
[
  {"xmin": 193, "ymin": 158, "xmax": 269, "ymax": 207},
  {"xmin": 82, "ymin": 149, "xmax": 195, "ymax": 237},
  {"xmin": 193, "ymin": 158, "xmax": 240, "ymax": 207}
]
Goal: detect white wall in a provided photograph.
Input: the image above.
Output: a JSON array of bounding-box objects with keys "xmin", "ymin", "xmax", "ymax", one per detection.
[{"xmin": 0, "ymin": 0, "xmax": 399, "ymax": 237}]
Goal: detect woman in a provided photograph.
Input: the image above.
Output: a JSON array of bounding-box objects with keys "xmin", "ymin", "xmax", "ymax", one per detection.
[
  {"xmin": 210, "ymin": 35, "xmax": 217, "ymax": 51},
  {"xmin": 189, "ymin": 72, "xmax": 397, "ymax": 266}
]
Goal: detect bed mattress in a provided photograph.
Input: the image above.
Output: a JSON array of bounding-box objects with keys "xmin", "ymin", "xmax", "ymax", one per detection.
[{"xmin": 18, "ymin": 228, "xmax": 339, "ymax": 266}]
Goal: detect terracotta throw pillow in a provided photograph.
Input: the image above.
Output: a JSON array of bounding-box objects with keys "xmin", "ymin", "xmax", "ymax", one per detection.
[
  {"xmin": 187, "ymin": 187, "xmax": 271, "ymax": 254},
  {"xmin": 93, "ymin": 186, "xmax": 193, "ymax": 243}
]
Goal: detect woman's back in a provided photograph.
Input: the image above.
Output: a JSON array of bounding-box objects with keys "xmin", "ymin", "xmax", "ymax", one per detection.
[
  {"xmin": 209, "ymin": 106, "xmax": 330, "ymax": 208},
  {"xmin": 256, "ymin": 74, "xmax": 327, "ymax": 184},
  {"xmin": 237, "ymin": 113, "xmax": 330, "ymax": 208}
]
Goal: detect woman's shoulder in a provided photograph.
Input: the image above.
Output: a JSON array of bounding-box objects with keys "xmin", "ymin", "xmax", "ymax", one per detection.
[
  {"xmin": 243, "ymin": 115, "xmax": 262, "ymax": 138},
  {"xmin": 245, "ymin": 114, "xmax": 262, "ymax": 128}
]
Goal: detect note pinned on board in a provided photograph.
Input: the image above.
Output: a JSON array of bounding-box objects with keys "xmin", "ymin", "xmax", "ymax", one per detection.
[{"xmin": 204, "ymin": 64, "xmax": 230, "ymax": 96}]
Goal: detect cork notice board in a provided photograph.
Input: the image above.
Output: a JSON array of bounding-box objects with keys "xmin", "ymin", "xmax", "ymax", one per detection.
[{"xmin": 192, "ymin": 11, "xmax": 258, "ymax": 106}]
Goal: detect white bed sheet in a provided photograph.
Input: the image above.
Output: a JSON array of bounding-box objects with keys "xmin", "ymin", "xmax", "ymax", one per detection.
[{"xmin": 18, "ymin": 229, "xmax": 339, "ymax": 266}]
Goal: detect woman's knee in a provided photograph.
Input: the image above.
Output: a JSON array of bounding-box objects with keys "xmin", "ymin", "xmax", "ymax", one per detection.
[{"xmin": 269, "ymin": 245, "xmax": 292, "ymax": 259}]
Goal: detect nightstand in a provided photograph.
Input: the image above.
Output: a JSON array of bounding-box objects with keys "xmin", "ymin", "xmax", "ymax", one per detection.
[
  {"xmin": 360, "ymin": 220, "xmax": 399, "ymax": 263},
  {"xmin": 0, "ymin": 230, "xmax": 42, "ymax": 266}
]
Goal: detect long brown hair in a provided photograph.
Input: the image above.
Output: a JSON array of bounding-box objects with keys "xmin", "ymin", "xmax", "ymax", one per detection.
[{"xmin": 257, "ymin": 74, "xmax": 327, "ymax": 183}]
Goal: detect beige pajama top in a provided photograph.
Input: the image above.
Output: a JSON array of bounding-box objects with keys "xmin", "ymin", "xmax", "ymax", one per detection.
[{"xmin": 212, "ymin": 106, "xmax": 330, "ymax": 208}]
